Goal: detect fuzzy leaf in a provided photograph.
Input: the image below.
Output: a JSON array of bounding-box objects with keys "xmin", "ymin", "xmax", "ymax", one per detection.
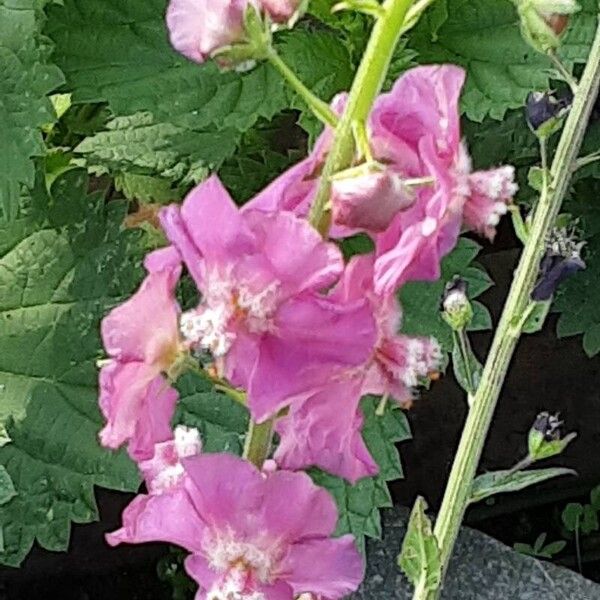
[
  {"xmin": 0, "ymin": 169, "xmax": 142, "ymax": 566},
  {"xmin": 408, "ymin": 0, "xmax": 597, "ymax": 121},
  {"xmin": 46, "ymin": 1, "xmax": 353, "ymax": 185},
  {"xmin": 397, "ymin": 496, "xmax": 441, "ymax": 591},
  {"xmin": 0, "ymin": 0, "xmax": 64, "ymax": 220},
  {"xmin": 470, "ymin": 467, "xmax": 576, "ymax": 504},
  {"xmin": 554, "ymin": 190, "xmax": 600, "ymax": 356},
  {"xmin": 311, "ymin": 398, "xmax": 411, "ymax": 552}
]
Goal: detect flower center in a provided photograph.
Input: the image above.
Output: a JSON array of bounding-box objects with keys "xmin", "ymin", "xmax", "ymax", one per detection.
[{"xmin": 180, "ymin": 274, "xmax": 280, "ymax": 357}]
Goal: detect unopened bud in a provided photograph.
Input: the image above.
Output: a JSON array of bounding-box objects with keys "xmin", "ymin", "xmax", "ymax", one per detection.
[
  {"xmin": 441, "ymin": 277, "xmax": 473, "ymax": 331},
  {"xmin": 515, "ymin": 0, "xmax": 580, "ymax": 54},
  {"xmin": 532, "ymin": 226, "xmax": 585, "ymax": 301},
  {"xmin": 528, "ymin": 411, "xmax": 577, "ymax": 461},
  {"xmin": 526, "ymin": 90, "xmax": 572, "ymax": 138}
]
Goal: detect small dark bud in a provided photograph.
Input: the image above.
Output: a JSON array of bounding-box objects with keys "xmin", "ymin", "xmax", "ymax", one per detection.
[
  {"xmin": 526, "ymin": 90, "xmax": 572, "ymax": 134},
  {"xmin": 533, "ymin": 411, "xmax": 563, "ymax": 441},
  {"xmin": 532, "ymin": 226, "xmax": 585, "ymax": 301}
]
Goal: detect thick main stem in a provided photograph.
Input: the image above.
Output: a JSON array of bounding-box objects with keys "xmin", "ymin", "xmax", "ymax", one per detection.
[
  {"xmin": 412, "ymin": 20, "xmax": 600, "ymax": 600},
  {"xmin": 308, "ymin": 0, "xmax": 416, "ymax": 233}
]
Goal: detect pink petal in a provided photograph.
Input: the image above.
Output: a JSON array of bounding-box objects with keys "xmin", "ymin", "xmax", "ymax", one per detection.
[
  {"xmin": 166, "ymin": 0, "xmax": 253, "ymax": 63},
  {"xmin": 180, "ymin": 175, "xmax": 255, "ymax": 264},
  {"xmin": 106, "ymin": 488, "xmax": 205, "ymax": 551},
  {"xmin": 246, "ymin": 295, "xmax": 376, "ymax": 421},
  {"xmin": 283, "ymin": 536, "xmax": 365, "ymax": 599},
  {"xmin": 274, "ymin": 379, "xmax": 378, "ymax": 483},
  {"xmin": 184, "ymin": 553, "xmax": 222, "ymax": 594},
  {"xmin": 101, "ymin": 261, "xmax": 180, "ymax": 364},
  {"xmin": 259, "ymin": 470, "xmax": 339, "ymax": 540},
  {"xmin": 255, "ymin": 581, "xmax": 295, "ymax": 599},
  {"xmin": 182, "ymin": 453, "xmax": 264, "ymax": 534},
  {"xmin": 159, "ymin": 205, "xmax": 206, "ymax": 288},
  {"xmin": 99, "ymin": 364, "xmax": 177, "ymax": 460},
  {"xmin": 371, "ymin": 65, "xmax": 466, "ymax": 168},
  {"xmin": 261, "ymin": 0, "xmax": 302, "ymax": 22},
  {"xmin": 243, "ymin": 209, "xmax": 344, "ymax": 295}
]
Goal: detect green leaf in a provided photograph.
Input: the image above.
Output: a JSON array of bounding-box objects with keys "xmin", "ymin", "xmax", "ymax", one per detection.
[
  {"xmin": 311, "ymin": 398, "xmax": 411, "ymax": 552},
  {"xmin": 0, "ymin": 466, "xmax": 16, "ymax": 506},
  {"xmin": 451, "ymin": 331, "xmax": 483, "ymax": 394},
  {"xmin": 46, "ymin": 1, "xmax": 353, "ymax": 185},
  {"xmin": 541, "ymin": 540, "xmax": 567, "ymax": 557},
  {"xmin": 581, "ymin": 504, "xmax": 599, "ymax": 535},
  {"xmin": 0, "ymin": 0, "xmax": 64, "ymax": 220},
  {"xmin": 554, "ymin": 189, "xmax": 600, "ymax": 356},
  {"xmin": 407, "ymin": 0, "xmax": 597, "ymax": 122},
  {"xmin": 590, "ymin": 485, "xmax": 600, "ymax": 510},
  {"xmin": 399, "ymin": 237, "xmax": 493, "ymax": 353},
  {"xmin": 397, "ymin": 496, "xmax": 441, "ymax": 592},
  {"xmin": 174, "ymin": 373, "xmax": 249, "ymax": 455},
  {"xmin": 562, "ymin": 502, "xmax": 584, "ymax": 531},
  {"xmin": 0, "ymin": 169, "xmax": 142, "ymax": 566},
  {"xmin": 470, "ymin": 467, "xmax": 576, "ymax": 504}
]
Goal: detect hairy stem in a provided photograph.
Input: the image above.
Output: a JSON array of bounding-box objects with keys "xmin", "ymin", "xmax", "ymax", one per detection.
[
  {"xmin": 266, "ymin": 49, "xmax": 339, "ymax": 128},
  {"xmin": 412, "ymin": 19, "xmax": 600, "ymax": 600},
  {"xmin": 308, "ymin": 0, "xmax": 417, "ymax": 233}
]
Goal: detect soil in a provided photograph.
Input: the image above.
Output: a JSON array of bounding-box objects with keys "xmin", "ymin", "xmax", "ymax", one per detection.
[{"xmin": 2, "ymin": 224, "xmax": 600, "ymax": 598}]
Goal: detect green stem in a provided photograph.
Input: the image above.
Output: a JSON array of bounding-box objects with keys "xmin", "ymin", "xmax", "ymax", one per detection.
[
  {"xmin": 242, "ymin": 418, "xmax": 275, "ymax": 468},
  {"xmin": 412, "ymin": 19, "xmax": 600, "ymax": 600},
  {"xmin": 266, "ymin": 49, "xmax": 339, "ymax": 128},
  {"xmin": 455, "ymin": 329, "xmax": 476, "ymax": 396},
  {"xmin": 241, "ymin": 0, "xmax": 416, "ymax": 469},
  {"xmin": 308, "ymin": 0, "xmax": 417, "ymax": 233}
]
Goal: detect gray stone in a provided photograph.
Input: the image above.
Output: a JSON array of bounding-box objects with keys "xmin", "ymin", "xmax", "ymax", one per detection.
[{"xmin": 351, "ymin": 507, "xmax": 600, "ymax": 599}]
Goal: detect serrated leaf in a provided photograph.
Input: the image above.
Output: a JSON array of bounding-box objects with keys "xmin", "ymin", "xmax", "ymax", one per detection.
[
  {"xmin": 554, "ymin": 188, "xmax": 600, "ymax": 356},
  {"xmin": 407, "ymin": 0, "xmax": 596, "ymax": 122},
  {"xmin": 0, "ymin": 466, "xmax": 16, "ymax": 506},
  {"xmin": 46, "ymin": 1, "xmax": 353, "ymax": 186},
  {"xmin": 0, "ymin": 169, "xmax": 142, "ymax": 566},
  {"xmin": 399, "ymin": 237, "xmax": 493, "ymax": 352},
  {"xmin": 470, "ymin": 467, "xmax": 576, "ymax": 504},
  {"xmin": 397, "ymin": 496, "xmax": 441, "ymax": 591},
  {"xmin": 311, "ymin": 398, "xmax": 411, "ymax": 552},
  {"xmin": 0, "ymin": 0, "xmax": 64, "ymax": 220},
  {"xmin": 174, "ymin": 373, "xmax": 249, "ymax": 455}
]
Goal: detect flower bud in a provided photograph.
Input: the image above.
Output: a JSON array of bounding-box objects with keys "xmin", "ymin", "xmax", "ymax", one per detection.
[
  {"xmin": 528, "ymin": 411, "xmax": 577, "ymax": 461},
  {"xmin": 261, "ymin": 0, "xmax": 305, "ymax": 23},
  {"xmin": 166, "ymin": 0, "xmax": 257, "ymax": 64},
  {"xmin": 441, "ymin": 276, "xmax": 473, "ymax": 331},
  {"xmin": 331, "ymin": 164, "xmax": 415, "ymax": 233},
  {"xmin": 532, "ymin": 226, "xmax": 585, "ymax": 301},
  {"xmin": 516, "ymin": 0, "xmax": 579, "ymax": 54},
  {"xmin": 526, "ymin": 90, "xmax": 571, "ymax": 138}
]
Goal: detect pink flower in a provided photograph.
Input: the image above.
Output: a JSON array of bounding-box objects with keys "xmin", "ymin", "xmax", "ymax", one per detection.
[
  {"xmin": 166, "ymin": 0, "xmax": 258, "ymax": 64},
  {"xmin": 245, "ymin": 66, "xmax": 517, "ymax": 293},
  {"xmin": 159, "ymin": 175, "xmax": 376, "ymax": 422},
  {"xmin": 99, "ymin": 247, "xmax": 183, "ymax": 460},
  {"xmin": 138, "ymin": 425, "xmax": 202, "ymax": 494},
  {"xmin": 108, "ymin": 453, "xmax": 364, "ymax": 599},
  {"xmin": 106, "ymin": 425, "xmax": 203, "ymax": 547},
  {"xmin": 275, "ymin": 255, "xmax": 440, "ymax": 482},
  {"xmin": 331, "ymin": 165, "xmax": 415, "ymax": 233}
]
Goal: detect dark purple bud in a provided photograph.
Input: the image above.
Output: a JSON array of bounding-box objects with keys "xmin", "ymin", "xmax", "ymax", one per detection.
[
  {"xmin": 532, "ymin": 227, "xmax": 585, "ymax": 301},
  {"xmin": 526, "ymin": 90, "xmax": 572, "ymax": 132}
]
